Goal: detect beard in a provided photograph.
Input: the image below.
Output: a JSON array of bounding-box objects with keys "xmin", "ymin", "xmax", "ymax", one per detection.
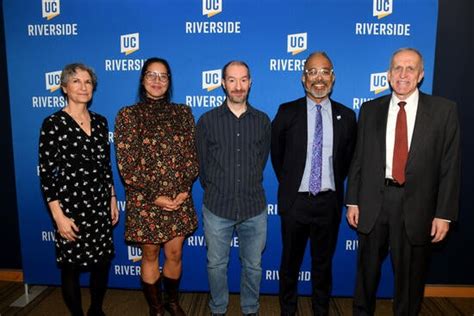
[
  {"xmin": 305, "ymin": 79, "xmax": 332, "ymax": 100},
  {"xmin": 227, "ymin": 90, "xmax": 248, "ymax": 104}
]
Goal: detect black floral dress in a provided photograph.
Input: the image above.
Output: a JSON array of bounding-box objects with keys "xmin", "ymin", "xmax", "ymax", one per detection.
[
  {"xmin": 39, "ymin": 110, "xmax": 115, "ymax": 267},
  {"xmin": 115, "ymin": 98, "xmax": 198, "ymax": 244}
]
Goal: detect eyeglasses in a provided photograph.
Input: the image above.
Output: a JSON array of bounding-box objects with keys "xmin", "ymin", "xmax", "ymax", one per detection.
[
  {"xmin": 144, "ymin": 71, "xmax": 170, "ymax": 83},
  {"xmin": 304, "ymin": 68, "xmax": 333, "ymax": 79}
]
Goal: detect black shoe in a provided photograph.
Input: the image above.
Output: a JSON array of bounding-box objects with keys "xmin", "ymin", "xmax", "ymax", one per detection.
[
  {"xmin": 87, "ymin": 309, "xmax": 105, "ymax": 316},
  {"xmin": 243, "ymin": 313, "xmax": 257, "ymax": 316},
  {"xmin": 211, "ymin": 314, "xmax": 225, "ymax": 316}
]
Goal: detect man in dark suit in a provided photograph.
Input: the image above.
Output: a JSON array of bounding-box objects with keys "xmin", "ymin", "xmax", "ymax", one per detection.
[
  {"xmin": 346, "ymin": 48, "xmax": 461, "ymax": 315},
  {"xmin": 271, "ymin": 52, "xmax": 357, "ymax": 316}
]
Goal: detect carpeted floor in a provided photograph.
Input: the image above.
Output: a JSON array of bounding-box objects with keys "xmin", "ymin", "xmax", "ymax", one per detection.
[{"xmin": 1, "ymin": 281, "xmax": 473, "ymax": 315}]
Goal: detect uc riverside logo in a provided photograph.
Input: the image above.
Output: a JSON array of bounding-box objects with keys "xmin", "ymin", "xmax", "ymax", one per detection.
[
  {"xmin": 28, "ymin": 0, "xmax": 78, "ymax": 36},
  {"xmin": 352, "ymin": 72, "xmax": 387, "ymax": 110},
  {"xmin": 373, "ymin": 0, "xmax": 393, "ymax": 19},
  {"xmin": 287, "ymin": 33, "xmax": 307, "ymax": 56},
  {"xmin": 112, "ymin": 246, "xmax": 142, "ymax": 276},
  {"xmin": 202, "ymin": 69, "xmax": 221, "ymax": 92},
  {"xmin": 104, "ymin": 33, "xmax": 145, "ymax": 71},
  {"xmin": 186, "ymin": 0, "xmax": 241, "ymax": 34},
  {"xmin": 202, "ymin": 0, "xmax": 222, "ymax": 17},
  {"xmin": 128, "ymin": 246, "xmax": 142, "ymax": 262},
  {"xmin": 185, "ymin": 69, "xmax": 225, "ymax": 108},
  {"xmin": 370, "ymin": 72, "xmax": 389, "ymax": 94},
  {"xmin": 355, "ymin": 0, "xmax": 410, "ymax": 36},
  {"xmin": 45, "ymin": 71, "xmax": 61, "ymax": 92},
  {"xmin": 42, "ymin": 0, "xmax": 60, "ymax": 20},
  {"xmin": 269, "ymin": 33, "xmax": 307, "ymax": 71},
  {"xmin": 121, "ymin": 33, "xmax": 140, "ymax": 55},
  {"xmin": 32, "ymin": 70, "xmax": 67, "ymax": 108}
]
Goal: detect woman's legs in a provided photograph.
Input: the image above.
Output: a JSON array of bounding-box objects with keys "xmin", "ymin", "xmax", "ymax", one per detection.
[
  {"xmin": 141, "ymin": 244, "xmax": 161, "ymax": 283},
  {"xmin": 88, "ymin": 262, "xmax": 110, "ymax": 316},
  {"xmin": 162, "ymin": 236, "xmax": 184, "ymax": 278},
  {"xmin": 163, "ymin": 236, "xmax": 186, "ymax": 316},
  {"xmin": 141, "ymin": 244, "xmax": 165, "ymax": 316},
  {"xmin": 61, "ymin": 265, "xmax": 84, "ymax": 316}
]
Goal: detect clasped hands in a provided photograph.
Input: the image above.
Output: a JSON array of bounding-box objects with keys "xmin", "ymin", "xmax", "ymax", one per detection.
[{"xmin": 153, "ymin": 192, "xmax": 189, "ymax": 211}]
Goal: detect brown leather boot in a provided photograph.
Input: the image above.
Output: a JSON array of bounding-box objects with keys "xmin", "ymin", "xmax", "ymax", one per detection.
[
  {"xmin": 142, "ymin": 279, "xmax": 165, "ymax": 316},
  {"xmin": 163, "ymin": 276, "xmax": 185, "ymax": 316}
]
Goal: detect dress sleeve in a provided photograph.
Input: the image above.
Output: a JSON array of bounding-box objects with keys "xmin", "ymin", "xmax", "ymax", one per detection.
[
  {"xmin": 38, "ymin": 116, "xmax": 60, "ymax": 202},
  {"xmin": 178, "ymin": 106, "xmax": 199, "ymax": 193},
  {"xmin": 101, "ymin": 116, "xmax": 114, "ymax": 190},
  {"xmin": 114, "ymin": 106, "xmax": 157, "ymax": 202}
]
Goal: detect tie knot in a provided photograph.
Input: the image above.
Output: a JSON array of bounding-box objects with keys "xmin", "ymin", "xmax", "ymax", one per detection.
[
  {"xmin": 316, "ymin": 104, "xmax": 322, "ymax": 111},
  {"xmin": 398, "ymin": 101, "xmax": 407, "ymax": 108}
]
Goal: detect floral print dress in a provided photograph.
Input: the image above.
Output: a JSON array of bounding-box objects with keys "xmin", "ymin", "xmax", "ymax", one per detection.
[
  {"xmin": 115, "ymin": 98, "xmax": 198, "ymax": 244},
  {"xmin": 39, "ymin": 111, "xmax": 115, "ymax": 267}
]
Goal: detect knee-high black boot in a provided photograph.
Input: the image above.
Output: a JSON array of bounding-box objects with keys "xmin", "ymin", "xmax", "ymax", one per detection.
[
  {"xmin": 142, "ymin": 278, "xmax": 165, "ymax": 316},
  {"xmin": 163, "ymin": 276, "xmax": 185, "ymax": 316}
]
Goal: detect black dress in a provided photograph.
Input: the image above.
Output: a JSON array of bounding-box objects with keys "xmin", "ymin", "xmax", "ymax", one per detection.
[{"xmin": 39, "ymin": 110, "xmax": 115, "ymax": 267}]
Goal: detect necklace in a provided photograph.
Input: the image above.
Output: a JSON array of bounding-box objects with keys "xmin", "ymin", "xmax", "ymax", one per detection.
[{"xmin": 65, "ymin": 108, "xmax": 89, "ymax": 126}]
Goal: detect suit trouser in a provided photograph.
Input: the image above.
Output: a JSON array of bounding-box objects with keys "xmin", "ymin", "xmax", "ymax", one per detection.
[
  {"xmin": 353, "ymin": 185, "xmax": 430, "ymax": 316},
  {"xmin": 279, "ymin": 191, "xmax": 340, "ymax": 316}
]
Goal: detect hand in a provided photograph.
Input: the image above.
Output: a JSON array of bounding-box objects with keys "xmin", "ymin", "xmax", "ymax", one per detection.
[
  {"xmin": 110, "ymin": 196, "xmax": 119, "ymax": 225},
  {"xmin": 153, "ymin": 196, "xmax": 179, "ymax": 211},
  {"xmin": 346, "ymin": 205, "xmax": 359, "ymax": 228},
  {"xmin": 55, "ymin": 214, "xmax": 80, "ymax": 242},
  {"xmin": 431, "ymin": 218, "xmax": 450, "ymax": 243},
  {"xmin": 173, "ymin": 192, "xmax": 189, "ymax": 206}
]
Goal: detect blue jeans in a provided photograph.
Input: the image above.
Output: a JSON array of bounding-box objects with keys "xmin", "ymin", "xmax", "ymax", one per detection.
[{"xmin": 202, "ymin": 205, "xmax": 267, "ymax": 314}]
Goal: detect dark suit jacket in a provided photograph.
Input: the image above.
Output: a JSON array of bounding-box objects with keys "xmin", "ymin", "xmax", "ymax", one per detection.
[
  {"xmin": 345, "ymin": 92, "xmax": 461, "ymax": 245},
  {"xmin": 271, "ymin": 97, "xmax": 357, "ymax": 215}
]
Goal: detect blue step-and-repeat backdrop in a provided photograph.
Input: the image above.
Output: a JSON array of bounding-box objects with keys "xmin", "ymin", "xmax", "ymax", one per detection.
[{"xmin": 3, "ymin": 0, "xmax": 438, "ymax": 297}]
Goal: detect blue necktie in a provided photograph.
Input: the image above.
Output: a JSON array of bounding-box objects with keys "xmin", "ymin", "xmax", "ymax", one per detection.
[{"xmin": 309, "ymin": 104, "xmax": 323, "ymax": 195}]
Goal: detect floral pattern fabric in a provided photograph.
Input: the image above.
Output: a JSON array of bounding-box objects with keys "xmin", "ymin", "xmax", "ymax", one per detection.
[
  {"xmin": 39, "ymin": 111, "xmax": 115, "ymax": 267},
  {"xmin": 115, "ymin": 98, "xmax": 198, "ymax": 244}
]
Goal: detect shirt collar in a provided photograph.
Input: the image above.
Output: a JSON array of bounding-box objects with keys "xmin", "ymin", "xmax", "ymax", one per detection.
[
  {"xmin": 391, "ymin": 89, "xmax": 419, "ymax": 108},
  {"xmin": 218, "ymin": 99, "xmax": 257, "ymax": 117},
  {"xmin": 306, "ymin": 96, "xmax": 331, "ymax": 112}
]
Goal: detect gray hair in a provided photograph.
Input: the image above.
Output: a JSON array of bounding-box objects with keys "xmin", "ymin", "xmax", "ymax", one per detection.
[
  {"xmin": 389, "ymin": 48, "xmax": 424, "ymax": 71},
  {"xmin": 60, "ymin": 63, "xmax": 98, "ymax": 90}
]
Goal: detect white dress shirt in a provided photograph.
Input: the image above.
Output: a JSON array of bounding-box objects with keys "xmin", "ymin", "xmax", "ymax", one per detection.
[{"xmin": 385, "ymin": 89, "xmax": 419, "ymax": 179}]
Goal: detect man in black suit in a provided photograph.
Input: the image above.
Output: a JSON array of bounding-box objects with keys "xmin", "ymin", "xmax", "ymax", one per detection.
[
  {"xmin": 346, "ymin": 48, "xmax": 461, "ymax": 315},
  {"xmin": 271, "ymin": 52, "xmax": 357, "ymax": 316}
]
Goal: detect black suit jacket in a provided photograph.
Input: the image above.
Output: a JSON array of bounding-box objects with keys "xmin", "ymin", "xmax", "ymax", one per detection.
[
  {"xmin": 271, "ymin": 97, "xmax": 357, "ymax": 215},
  {"xmin": 345, "ymin": 92, "xmax": 461, "ymax": 245}
]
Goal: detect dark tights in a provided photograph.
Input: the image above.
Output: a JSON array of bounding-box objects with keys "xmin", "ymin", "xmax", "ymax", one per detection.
[{"xmin": 61, "ymin": 262, "xmax": 110, "ymax": 316}]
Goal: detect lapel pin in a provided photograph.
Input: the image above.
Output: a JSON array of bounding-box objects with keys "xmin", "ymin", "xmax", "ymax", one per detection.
[{"xmin": 336, "ymin": 115, "xmax": 341, "ymax": 120}]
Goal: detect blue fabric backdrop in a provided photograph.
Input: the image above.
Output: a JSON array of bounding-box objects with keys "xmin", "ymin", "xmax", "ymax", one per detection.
[{"xmin": 3, "ymin": 0, "xmax": 438, "ymax": 296}]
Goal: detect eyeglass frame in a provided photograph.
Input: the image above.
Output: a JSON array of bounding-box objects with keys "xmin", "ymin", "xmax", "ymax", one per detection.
[
  {"xmin": 144, "ymin": 71, "xmax": 170, "ymax": 83},
  {"xmin": 304, "ymin": 68, "xmax": 334, "ymax": 78}
]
